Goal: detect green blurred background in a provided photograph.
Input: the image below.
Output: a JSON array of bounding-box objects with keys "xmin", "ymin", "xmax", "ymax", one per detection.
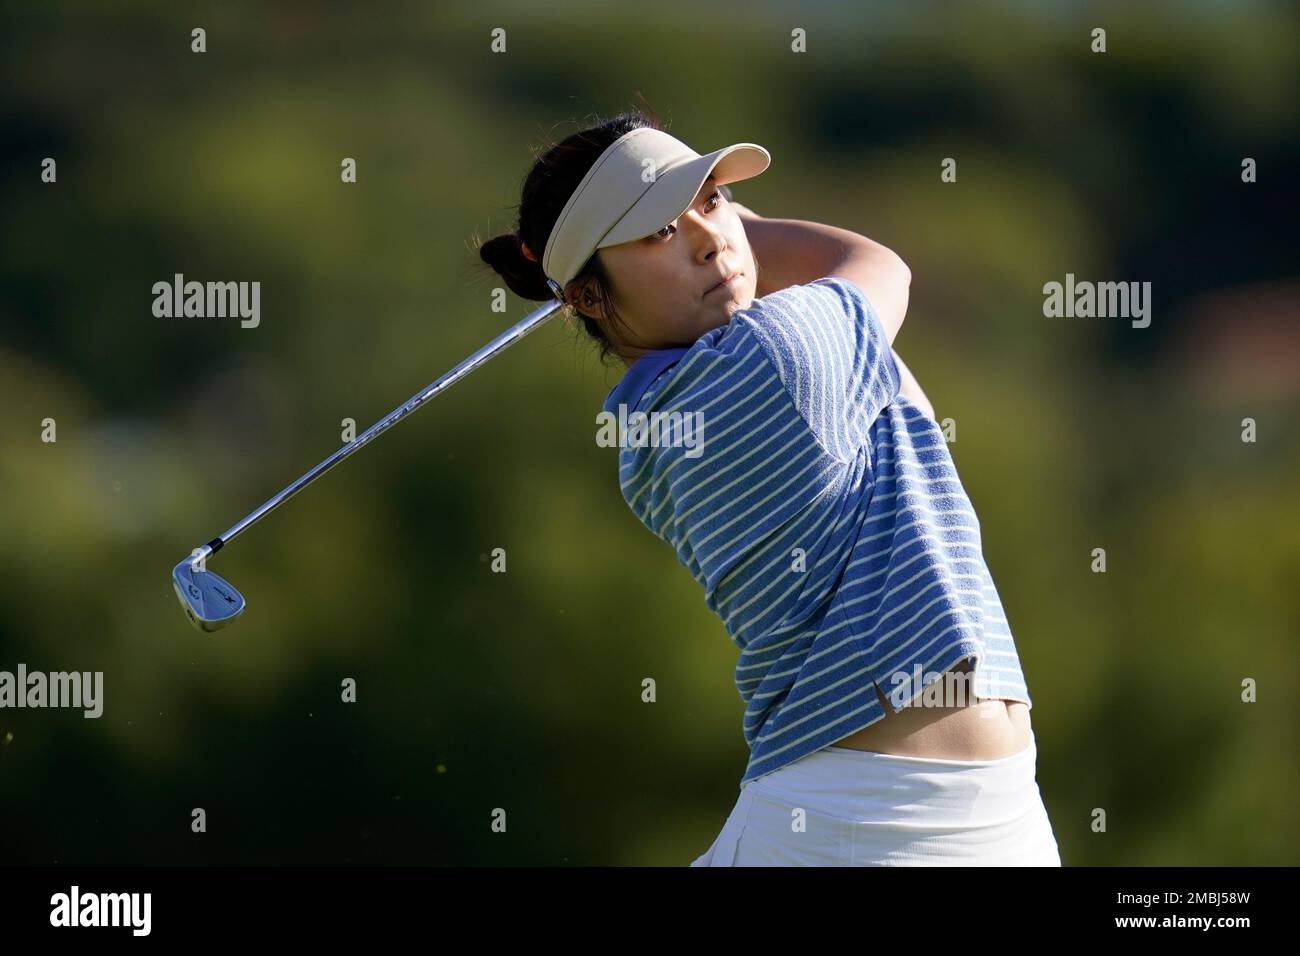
[{"xmin": 1, "ymin": 1, "xmax": 1297, "ymax": 865}]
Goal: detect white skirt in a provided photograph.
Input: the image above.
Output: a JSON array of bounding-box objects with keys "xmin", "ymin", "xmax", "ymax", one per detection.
[{"xmin": 690, "ymin": 729, "xmax": 1061, "ymax": 866}]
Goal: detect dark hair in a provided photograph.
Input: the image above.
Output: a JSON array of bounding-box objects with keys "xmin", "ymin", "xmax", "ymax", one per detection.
[{"xmin": 473, "ymin": 107, "xmax": 666, "ymax": 366}]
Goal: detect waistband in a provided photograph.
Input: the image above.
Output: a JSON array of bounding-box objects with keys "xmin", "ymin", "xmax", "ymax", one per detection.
[{"xmin": 743, "ymin": 730, "xmax": 1042, "ymax": 829}]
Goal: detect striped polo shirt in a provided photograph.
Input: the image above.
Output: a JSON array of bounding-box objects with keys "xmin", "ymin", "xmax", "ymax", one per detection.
[{"xmin": 601, "ymin": 276, "xmax": 1032, "ymax": 789}]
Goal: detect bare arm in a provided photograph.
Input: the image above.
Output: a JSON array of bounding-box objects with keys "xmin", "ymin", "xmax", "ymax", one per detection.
[
  {"xmin": 732, "ymin": 201, "xmax": 910, "ymax": 344},
  {"xmin": 890, "ymin": 348, "xmax": 935, "ymax": 420}
]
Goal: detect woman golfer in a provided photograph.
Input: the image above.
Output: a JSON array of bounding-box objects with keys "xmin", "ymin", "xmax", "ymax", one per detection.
[{"xmin": 479, "ymin": 111, "xmax": 1061, "ymax": 866}]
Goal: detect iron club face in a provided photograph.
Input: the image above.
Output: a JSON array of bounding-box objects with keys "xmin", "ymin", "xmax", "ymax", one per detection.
[{"xmin": 172, "ymin": 556, "xmax": 245, "ymax": 632}]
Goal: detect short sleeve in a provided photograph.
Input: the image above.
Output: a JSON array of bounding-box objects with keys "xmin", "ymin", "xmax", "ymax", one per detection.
[{"xmin": 731, "ymin": 276, "xmax": 901, "ymax": 462}]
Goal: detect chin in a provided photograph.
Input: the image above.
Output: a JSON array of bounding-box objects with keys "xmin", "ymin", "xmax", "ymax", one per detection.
[
  {"xmin": 722, "ymin": 283, "xmax": 755, "ymax": 313},
  {"xmin": 728, "ymin": 274, "xmax": 756, "ymax": 306},
  {"xmin": 705, "ymin": 305, "xmax": 741, "ymax": 333}
]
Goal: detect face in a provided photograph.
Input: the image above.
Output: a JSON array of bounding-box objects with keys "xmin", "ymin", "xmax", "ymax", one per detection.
[{"xmin": 568, "ymin": 175, "xmax": 757, "ymax": 364}]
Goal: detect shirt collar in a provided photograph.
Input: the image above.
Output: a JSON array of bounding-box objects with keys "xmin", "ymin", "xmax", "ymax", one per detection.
[{"xmin": 601, "ymin": 347, "xmax": 689, "ymax": 415}]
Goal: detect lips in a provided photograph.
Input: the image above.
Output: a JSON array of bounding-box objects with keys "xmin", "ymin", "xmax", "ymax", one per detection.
[{"xmin": 707, "ymin": 271, "xmax": 741, "ymax": 296}]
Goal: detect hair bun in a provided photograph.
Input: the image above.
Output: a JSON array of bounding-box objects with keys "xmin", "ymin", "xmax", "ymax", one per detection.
[{"xmin": 478, "ymin": 232, "xmax": 551, "ymax": 302}]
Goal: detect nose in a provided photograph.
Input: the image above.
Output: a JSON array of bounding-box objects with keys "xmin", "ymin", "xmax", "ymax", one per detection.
[{"xmin": 683, "ymin": 208, "xmax": 727, "ymax": 263}]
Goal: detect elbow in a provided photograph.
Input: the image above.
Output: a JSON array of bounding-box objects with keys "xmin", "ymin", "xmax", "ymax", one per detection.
[
  {"xmin": 836, "ymin": 240, "xmax": 911, "ymax": 340},
  {"xmin": 888, "ymin": 249, "xmax": 911, "ymax": 333},
  {"xmin": 890, "ymin": 247, "xmax": 912, "ymax": 288},
  {"xmin": 870, "ymin": 241, "xmax": 912, "ymax": 312}
]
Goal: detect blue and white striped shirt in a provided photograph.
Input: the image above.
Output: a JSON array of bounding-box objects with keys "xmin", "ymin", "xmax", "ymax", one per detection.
[{"xmin": 601, "ymin": 277, "xmax": 1032, "ymax": 789}]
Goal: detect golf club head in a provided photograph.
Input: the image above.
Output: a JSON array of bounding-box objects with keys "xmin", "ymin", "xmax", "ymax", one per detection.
[{"xmin": 172, "ymin": 556, "xmax": 245, "ymax": 632}]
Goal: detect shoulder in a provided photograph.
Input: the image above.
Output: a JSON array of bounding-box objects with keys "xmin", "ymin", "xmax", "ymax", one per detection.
[
  {"xmin": 737, "ymin": 276, "xmax": 876, "ymax": 325},
  {"xmin": 729, "ymin": 277, "xmax": 880, "ymax": 349},
  {"xmin": 723, "ymin": 278, "xmax": 874, "ymax": 382},
  {"xmin": 638, "ymin": 314, "xmax": 777, "ymax": 407}
]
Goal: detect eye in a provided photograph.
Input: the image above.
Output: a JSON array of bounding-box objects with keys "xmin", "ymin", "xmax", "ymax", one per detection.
[{"xmin": 651, "ymin": 191, "xmax": 724, "ymax": 242}]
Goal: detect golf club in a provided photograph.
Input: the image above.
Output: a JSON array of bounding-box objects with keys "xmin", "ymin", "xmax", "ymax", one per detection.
[{"xmin": 172, "ymin": 294, "xmax": 567, "ymax": 632}]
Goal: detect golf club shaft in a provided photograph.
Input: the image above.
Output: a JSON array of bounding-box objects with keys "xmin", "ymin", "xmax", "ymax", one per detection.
[{"xmin": 196, "ymin": 298, "xmax": 566, "ymax": 561}]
